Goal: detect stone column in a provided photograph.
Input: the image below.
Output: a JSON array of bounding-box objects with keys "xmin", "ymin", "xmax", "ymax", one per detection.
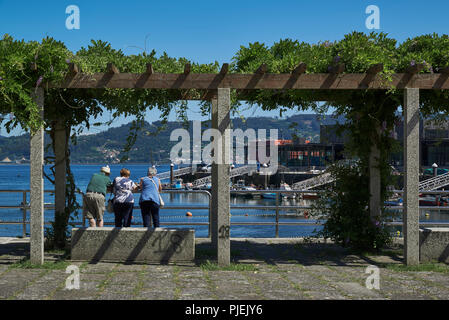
[
  {"xmin": 403, "ymin": 88, "xmax": 420, "ymax": 266},
  {"xmin": 211, "ymin": 89, "xmax": 231, "ymax": 266},
  {"xmin": 54, "ymin": 120, "xmax": 67, "ymax": 216},
  {"xmin": 30, "ymin": 88, "xmax": 45, "ymax": 265}
]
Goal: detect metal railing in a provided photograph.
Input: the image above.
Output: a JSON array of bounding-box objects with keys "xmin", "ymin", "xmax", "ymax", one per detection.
[{"xmin": 1, "ymin": 189, "xmax": 449, "ymax": 239}]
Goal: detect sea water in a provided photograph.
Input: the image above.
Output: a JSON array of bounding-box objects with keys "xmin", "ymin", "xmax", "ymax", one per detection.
[{"xmin": 0, "ymin": 164, "xmax": 320, "ymax": 238}]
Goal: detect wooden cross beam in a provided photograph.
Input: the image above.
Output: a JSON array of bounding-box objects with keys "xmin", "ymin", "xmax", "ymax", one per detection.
[
  {"xmin": 255, "ymin": 64, "xmax": 268, "ymax": 74},
  {"xmin": 328, "ymin": 63, "xmax": 345, "ymax": 74},
  {"xmin": 67, "ymin": 63, "xmax": 79, "ymax": 76},
  {"xmin": 146, "ymin": 63, "xmax": 154, "ymax": 75},
  {"xmin": 184, "ymin": 63, "xmax": 191, "ymax": 75},
  {"xmin": 220, "ymin": 63, "xmax": 229, "ymax": 75},
  {"xmin": 49, "ymin": 72, "xmax": 449, "ymax": 90},
  {"xmin": 360, "ymin": 64, "xmax": 384, "ymax": 88},
  {"xmin": 107, "ymin": 63, "xmax": 120, "ymax": 74},
  {"xmin": 440, "ymin": 66, "xmax": 449, "ymax": 75},
  {"xmin": 367, "ymin": 63, "xmax": 383, "ymax": 74},
  {"xmin": 292, "ymin": 63, "xmax": 307, "ymax": 75},
  {"xmin": 406, "ymin": 64, "xmax": 425, "ymax": 74}
]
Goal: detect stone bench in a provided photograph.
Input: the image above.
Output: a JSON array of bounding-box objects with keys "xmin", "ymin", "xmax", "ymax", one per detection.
[
  {"xmin": 71, "ymin": 227, "xmax": 195, "ymax": 263},
  {"xmin": 419, "ymin": 228, "xmax": 449, "ymax": 263}
]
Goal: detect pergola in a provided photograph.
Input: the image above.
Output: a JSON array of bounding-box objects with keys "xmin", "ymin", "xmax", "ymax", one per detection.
[{"xmin": 29, "ymin": 62, "xmax": 449, "ymax": 266}]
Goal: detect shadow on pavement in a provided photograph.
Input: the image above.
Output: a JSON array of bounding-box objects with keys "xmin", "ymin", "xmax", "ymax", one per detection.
[{"xmin": 195, "ymin": 239, "xmax": 404, "ymax": 267}]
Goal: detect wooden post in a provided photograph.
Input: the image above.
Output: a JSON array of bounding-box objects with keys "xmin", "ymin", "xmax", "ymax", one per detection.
[
  {"xmin": 30, "ymin": 88, "xmax": 45, "ymax": 265},
  {"xmin": 403, "ymin": 88, "xmax": 420, "ymax": 266},
  {"xmin": 211, "ymin": 88, "xmax": 231, "ymax": 266}
]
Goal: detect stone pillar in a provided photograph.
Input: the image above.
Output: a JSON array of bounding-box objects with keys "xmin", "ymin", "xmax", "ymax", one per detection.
[
  {"xmin": 54, "ymin": 120, "xmax": 67, "ymax": 216},
  {"xmin": 369, "ymin": 136, "xmax": 381, "ymax": 218},
  {"xmin": 30, "ymin": 88, "xmax": 44, "ymax": 265},
  {"xmin": 211, "ymin": 89, "xmax": 231, "ymax": 266},
  {"xmin": 403, "ymin": 88, "xmax": 420, "ymax": 266}
]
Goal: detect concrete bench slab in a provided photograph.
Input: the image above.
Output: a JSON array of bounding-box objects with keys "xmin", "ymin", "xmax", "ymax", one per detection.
[
  {"xmin": 71, "ymin": 227, "xmax": 195, "ymax": 263},
  {"xmin": 419, "ymin": 228, "xmax": 449, "ymax": 263}
]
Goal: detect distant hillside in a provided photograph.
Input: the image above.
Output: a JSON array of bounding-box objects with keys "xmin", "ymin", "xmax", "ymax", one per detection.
[{"xmin": 0, "ymin": 114, "xmax": 344, "ymax": 164}]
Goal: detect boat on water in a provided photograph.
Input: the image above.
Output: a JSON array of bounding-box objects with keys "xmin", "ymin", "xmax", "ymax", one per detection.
[
  {"xmin": 280, "ymin": 183, "xmax": 296, "ymax": 199},
  {"xmin": 384, "ymin": 198, "xmax": 403, "ymax": 206},
  {"xmin": 172, "ymin": 178, "xmax": 184, "ymax": 189},
  {"xmin": 232, "ymin": 179, "xmax": 256, "ymax": 198},
  {"xmin": 419, "ymin": 195, "xmax": 449, "ymax": 207},
  {"xmin": 383, "ymin": 195, "xmax": 449, "ymax": 207},
  {"xmin": 261, "ymin": 192, "xmax": 277, "ymax": 199},
  {"xmin": 302, "ymin": 193, "xmax": 319, "ymax": 200}
]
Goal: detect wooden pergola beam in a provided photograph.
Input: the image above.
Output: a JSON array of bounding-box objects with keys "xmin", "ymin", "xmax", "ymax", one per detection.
[
  {"xmin": 406, "ymin": 63, "xmax": 425, "ymax": 74},
  {"xmin": 255, "ymin": 64, "xmax": 268, "ymax": 74},
  {"xmin": 328, "ymin": 63, "xmax": 345, "ymax": 74},
  {"xmin": 367, "ymin": 63, "xmax": 383, "ymax": 75},
  {"xmin": 146, "ymin": 63, "xmax": 154, "ymax": 75},
  {"xmin": 184, "ymin": 63, "xmax": 191, "ymax": 75},
  {"xmin": 440, "ymin": 66, "xmax": 449, "ymax": 75},
  {"xmin": 107, "ymin": 63, "xmax": 120, "ymax": 74},
  {"xmin": 50, "ymin": 73, "xmax": 449, "ymax": 90},
  {"xmin": 292, "ymin": 63, "xmax": 307, "ymax": 75},
  {"xmin": 67, "ymin": 63, "xmax": 79, "ymax": 76},
  {"xmin": 220, "ymin": 63, "xmax": 229, "ymax": 75}
]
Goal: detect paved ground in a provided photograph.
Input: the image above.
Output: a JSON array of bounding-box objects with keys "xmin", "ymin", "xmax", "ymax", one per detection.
[{"xmin": 0, "ymin": 237, "xmax": 448, "ymax": 300}]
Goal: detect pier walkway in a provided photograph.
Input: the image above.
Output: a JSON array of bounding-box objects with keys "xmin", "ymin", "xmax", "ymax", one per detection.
[
  {"xmin": 419, "ymin": 172, "xmax": 449, "ymax": 191},
  {"xmin": 192, "ymin": 165, "xmax": 258, "ymax": 187},
  {"xmin": 155, "ymin": 166, "xmax": 193, "ymax": 180},
  {"xmin": 1, "ymin": 237, "xmax": 448, "ymax": 300}
]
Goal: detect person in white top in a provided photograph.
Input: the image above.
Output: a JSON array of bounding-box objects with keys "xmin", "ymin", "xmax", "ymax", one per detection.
[{"xmin": 112, "ymin": 168, "xmax": 138, "ymax": 227}]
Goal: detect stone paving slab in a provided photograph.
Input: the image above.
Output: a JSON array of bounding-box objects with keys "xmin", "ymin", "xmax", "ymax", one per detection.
[{"xmin": 0, "ymin": 237, "xmax": 448, "ymax": 300}]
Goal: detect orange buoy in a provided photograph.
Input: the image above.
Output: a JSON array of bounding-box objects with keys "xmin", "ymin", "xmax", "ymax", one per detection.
[{"xmin": 186, "ymin": 211, "xmax": 193, "ymax": 217}]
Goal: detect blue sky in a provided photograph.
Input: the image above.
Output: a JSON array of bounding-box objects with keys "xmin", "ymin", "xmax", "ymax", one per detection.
[{"xmin": 1, "ymin": 0, "xmax": 448, "ymax": 136}]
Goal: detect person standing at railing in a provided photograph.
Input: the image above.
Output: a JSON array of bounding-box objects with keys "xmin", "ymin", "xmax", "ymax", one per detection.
[
  {"xmin": 112, "ymin": 168, "xmax": 138, "ymax": 227},
  {"xmin": 139, "ymin": 167, "xmax": 162, "ymax": 228},
  {"xmin": 83, "ymin": 166, "xmax": 113, "ymax": 227}
]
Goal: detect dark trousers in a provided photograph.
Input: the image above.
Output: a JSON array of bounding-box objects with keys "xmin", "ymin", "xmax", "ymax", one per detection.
[
  {"xmin": 113, "ymin": 202, "xmax": 134, "ymax": 227},
  {"xmin": 140, "ymin": 200, "xmax": 160, "ymax": 228}
]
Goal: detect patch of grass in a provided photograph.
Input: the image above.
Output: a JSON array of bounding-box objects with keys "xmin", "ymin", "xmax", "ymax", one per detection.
[
  {"xmin": 385, "ymin": 262, "xmax": 449, "ymax": 273},
  {"xmin": 9, "ymin": 258, "xmax": 70, "ymax": 270},
  {"xmin": 349, "ymin": 247, "xmax": 402, "ymax": 257},
  {"xmin": 200, "ymin": 260, "xmax": 258, "ymax": 272}
]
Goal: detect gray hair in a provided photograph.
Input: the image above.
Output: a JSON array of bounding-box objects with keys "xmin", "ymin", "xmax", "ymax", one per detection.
[{"xmin": 147, "ymin": 167, "xmax": 157, "ymax": 176}]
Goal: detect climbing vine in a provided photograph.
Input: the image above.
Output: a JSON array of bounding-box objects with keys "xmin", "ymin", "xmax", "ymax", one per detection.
[{"xmin": 1, "ymin": 32, "xmax": 449, "ymax": 249}]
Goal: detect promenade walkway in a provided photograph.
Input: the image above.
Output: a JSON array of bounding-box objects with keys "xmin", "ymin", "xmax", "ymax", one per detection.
[{"xmin": 0, "ymin": 237, "xmax": 448, "ymax": 300}]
